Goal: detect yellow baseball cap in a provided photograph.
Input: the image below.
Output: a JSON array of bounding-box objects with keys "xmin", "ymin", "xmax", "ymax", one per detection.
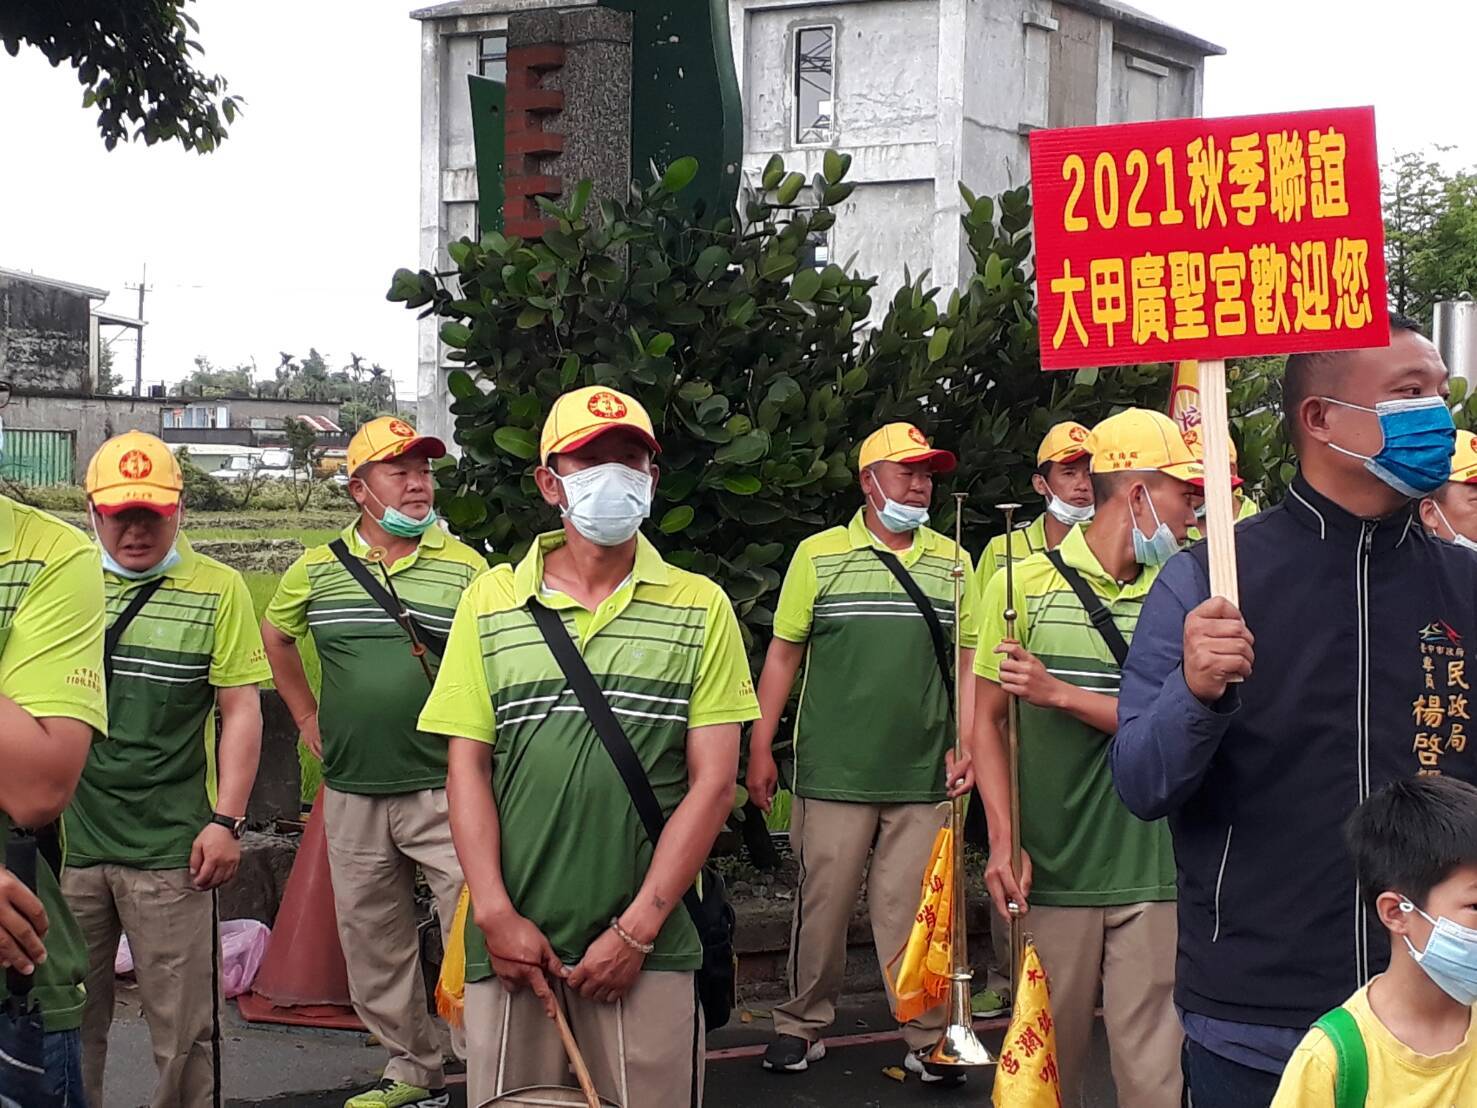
[
  {"xmin": 858, "ymin": 422, "xmax": 957, "ymax": 474},
  {"xmin": 347, "ymin": 417, "xmax": 446, "ymax": 477},
  {"xmin": 1183, "ymin": 424, "xmax": 1239, "ymax": 466},
  {"xmin": 1084, "ymin": 409, "xmax": 1205, "ymax": 484},
  {"xmin": 85, "ymin": 431, "xmax": 184, "ymax": 516},
  {"xmin": 1449, "ymin": 429, "xmax": 1477, "ymax": 484},
  {"xmin": 1182, "ymin": 423, "xmax": 1246, "ymax": 487},
  {"xmin": 540, "ymin": 386, "xmax": 660, "ymax": 465},
  {"xmin": 1037, "ymin": 421, "xmax": 1091, "ymax": 466}
]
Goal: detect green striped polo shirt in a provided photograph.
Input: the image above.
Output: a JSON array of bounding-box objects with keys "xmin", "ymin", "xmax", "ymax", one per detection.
[
  {"xmin": 973, "ymin": 525, "xmax": 1175, "ymax": 906},
  {"xmin": 773, "ymin": 509, "xmax": 976, "ymax": 804},
  {"xmin": 975, "ymin": 513, "xmax": 1049, "ymax": 592},
  {"xmin": 418, "ymin": 530, "xmax": 759, "ymax": 975},
  {"xmin": 67, "ymin": 536, "xmax": 271, "ymax": 869},
  {"xmin": 265, "ymin": 523, "xmax": 489, "ymax": 795},
  {"xmin": 0, "ymin": 497, "xmax": 108, "ymax": 1031}
]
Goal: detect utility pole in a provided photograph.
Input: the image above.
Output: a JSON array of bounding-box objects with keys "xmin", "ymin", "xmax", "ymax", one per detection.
[{"xmin": 123, "ymin": 264, "xmax": 151, "ymax": 396}]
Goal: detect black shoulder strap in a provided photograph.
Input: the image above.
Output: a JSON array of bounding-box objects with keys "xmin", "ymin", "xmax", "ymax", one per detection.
[
  {"xmin": 870, "ymin": 549, "xmax": 955, "ymax": 715},
  {"xmin": 1044, "ymin": 549, "xmax": 1129, "ymax": 667},
  {"xmin": 104, "ymin": 577, "xmax": 166, "ymax": 686},
  {"xmin": 327, "ymin": 539, "xmax": 448, "ymax": 657},
  {"xmin": 526, "ymin": 600, "xmax": 704, "ymax": 925}
]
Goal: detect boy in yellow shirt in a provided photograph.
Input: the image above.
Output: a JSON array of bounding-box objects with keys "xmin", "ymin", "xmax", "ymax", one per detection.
[{"xmin": 1271, "ymin": 776, "xmax": 1477, "ymax": 1108}]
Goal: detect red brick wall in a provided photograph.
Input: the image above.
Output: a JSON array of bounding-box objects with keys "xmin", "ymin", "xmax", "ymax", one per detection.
[{"xmin": 503, "ymin": 44, "xmax": 566, "ymax": 239}]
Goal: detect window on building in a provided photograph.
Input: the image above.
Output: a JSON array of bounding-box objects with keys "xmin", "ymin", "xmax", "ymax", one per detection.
[
  {"xmin": 479, "ymin": 33, "xmax": 507, "ymax": 82},
  {"xmin": 794, "ymin": 26, "xmax": 834, "ymax": 145}
]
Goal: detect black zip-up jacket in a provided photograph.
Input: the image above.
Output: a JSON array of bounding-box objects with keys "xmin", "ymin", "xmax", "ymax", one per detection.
[{"xmin": 1112, "ymin": 473, "xmax": 1477, "ymax": 1028}]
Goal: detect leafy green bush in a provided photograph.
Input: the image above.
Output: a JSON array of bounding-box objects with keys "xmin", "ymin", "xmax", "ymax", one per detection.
[
  {"xmin": 20, "ymin": 485, "xmax": 87, "ymax": 512},
  {"xmin": 390, "ymin": 155, "xmax": 1180, "ymax": 655},
  {"xmin": 175, "ymin": 447, "xmax": 234, "ymax": 511}
]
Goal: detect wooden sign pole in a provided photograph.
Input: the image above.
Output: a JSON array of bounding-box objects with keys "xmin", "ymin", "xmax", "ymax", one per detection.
[{"xmin": 1195, "ymin": 358, "xmax": 1239, "ymax": 606}]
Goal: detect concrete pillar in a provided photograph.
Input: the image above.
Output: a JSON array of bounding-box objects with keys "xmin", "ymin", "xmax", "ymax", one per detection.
[{"xmin": 505, "ymin": 8, "xmax": 633, "ymax": 239}]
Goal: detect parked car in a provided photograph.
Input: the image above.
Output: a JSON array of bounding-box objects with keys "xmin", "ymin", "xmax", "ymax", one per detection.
[{"xmin": 210, "ymin": 449, "xmax": 310, "ymax": 483}]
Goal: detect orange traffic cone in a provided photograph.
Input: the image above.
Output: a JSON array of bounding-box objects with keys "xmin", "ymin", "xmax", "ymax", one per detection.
[{"xmin": 237, "ymin": 789, "xmax": 365, "ymax": 1030}]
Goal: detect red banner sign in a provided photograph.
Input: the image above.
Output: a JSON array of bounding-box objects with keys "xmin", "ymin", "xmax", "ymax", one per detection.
[{"xmin": 1029, "ymin": 106, "xmax": 1388, "ymax": 370}]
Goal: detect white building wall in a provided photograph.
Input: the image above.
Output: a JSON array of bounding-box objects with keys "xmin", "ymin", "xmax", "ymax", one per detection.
[{"xmin": 414, "ymin": 0, "xmax": 1217, "ymax": 441}]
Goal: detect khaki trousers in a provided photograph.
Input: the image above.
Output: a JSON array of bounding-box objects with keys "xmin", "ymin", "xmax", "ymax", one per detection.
[
  {"xmin": 62, "ymin": 864, "xmax": 218, "ymax": 1108},
  {"xmin": 322, "ymin": 786, "xmax": 466, "ymax": 1089},
  {"xmin": 1028, "ymin": 901, "xmax": 1182, "ymax": 1108},
  {"xmin": 772, "ymin": 797, "xmax": 949, "ymax": 1051},
  {"xmin": 465, "ymin": 973, "xmax": 702, "ymax": 1107}
]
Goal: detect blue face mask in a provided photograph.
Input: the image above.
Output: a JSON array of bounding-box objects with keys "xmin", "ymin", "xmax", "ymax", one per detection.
[
  {"xmin": 1324, "ymin": 395, "xmax": 1456, "ymax": 498},
  {"xmin": 366, "ymin": 488, "xmax": 439, "ymax": 538},
  {"xmin": 1131, "ymin": 485, "xmax": 1180, "ymax": 566},
  {"xmin": 1399, "ymin": 897, "xmax": 1477, "ymax": 1006},
  {"xmin": 875, "ymin": 495, "xmax": 929, "ymax": 533}
]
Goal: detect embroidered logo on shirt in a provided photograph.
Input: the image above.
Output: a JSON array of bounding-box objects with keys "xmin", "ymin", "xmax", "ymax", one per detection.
[{"xmin": 1416, "ymin": 618, "xmax": 1470, "ymax": 775}]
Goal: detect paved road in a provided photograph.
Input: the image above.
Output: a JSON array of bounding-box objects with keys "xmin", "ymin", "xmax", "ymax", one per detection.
[{"xmin": 106, "ymin": 992, "xmax": 1117, "ymax": 1107}]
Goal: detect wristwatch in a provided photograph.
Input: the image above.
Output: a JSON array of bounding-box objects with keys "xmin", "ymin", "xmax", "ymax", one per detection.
[{"xmin": 210, "ymin": 814, "xmax": 247, "ymax": 840}]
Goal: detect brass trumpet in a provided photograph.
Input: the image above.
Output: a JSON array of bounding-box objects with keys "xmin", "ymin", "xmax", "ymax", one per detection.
[
  {"xmin": 998, "ymin": 502, "xmax": 1026, "ymax": 985},
  {"xmin": 925, "ymin": 493, "xmax": 997, "ymax": 1069}
]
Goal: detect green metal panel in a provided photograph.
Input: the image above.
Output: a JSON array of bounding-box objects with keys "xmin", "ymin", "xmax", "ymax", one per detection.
[
  {"xmin": 0, "ymin": 429, "xmax": 76, "ymax": 487},
  {"xmin": 598, "ymin": 0, "xmax": 742, "ymax": 220},
  {"xmin": 469, "ymin": 74, "xmax": 506, "ymax": 235}
]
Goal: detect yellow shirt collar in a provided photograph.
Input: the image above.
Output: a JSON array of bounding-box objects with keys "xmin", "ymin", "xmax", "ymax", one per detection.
[{"xmin": 513, "ymin": 529, "xmax": 671, "ymax": 605}]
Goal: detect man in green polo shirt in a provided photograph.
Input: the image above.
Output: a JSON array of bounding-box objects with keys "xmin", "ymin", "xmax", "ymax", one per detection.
[
  {"xmin": 974, "ymin": 421, "xmax": 1095, "ymax": 589},
  {"xmin": 263, "ymin": 417, "xmax": 487, "ymax": 1108},
  {"xmin": 968, "ymin": 418, "xmax": 1095, "ymax": 1016},
  {"xmin": 747, "ymin": 421, "xmax": 976, "ymax": 1083},
  {"xmin": 0, "ymin": 490, "xmax": 108, "ymax": 1105},
  {"xmin": 419, "ymin": 386, "xmax": 758, "ymax": 1108},
  {"xmin": 63, "ymin": 430, "xmax": 269, "ymax": 1108},
  {"xmin": 972, "ymin": 408, "xmax": 1204, "ymax": 1108}
]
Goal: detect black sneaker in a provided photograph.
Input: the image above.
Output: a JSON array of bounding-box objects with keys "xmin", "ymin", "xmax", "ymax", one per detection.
[
  {"xmin": 904, "ymin": 1049, "xmax": 968, "ymax": 1086},
  {"xmin": 762, "ymin": 1034, "xmax": 826, "ymax": 1073}
]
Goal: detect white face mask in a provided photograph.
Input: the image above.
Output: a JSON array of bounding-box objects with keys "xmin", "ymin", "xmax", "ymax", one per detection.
[
  {"xmin": 90, "ymin": 506, "xmax": 182, "ymax": 580},
  {"xmin": 1047, "ymin": 494, "xmax": 1095, "ymax": 526},
  {"xmin": 1431, "ymin": 501, "xmax": 1477, "ymax": 552},
  {"xmin": 555, "ymin": 462, "xmax": 653, "ymax": 546}
]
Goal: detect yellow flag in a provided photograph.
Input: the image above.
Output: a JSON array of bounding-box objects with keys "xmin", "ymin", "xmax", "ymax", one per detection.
[
  {"xmin": 435, "ymin": 884, "xmax": 471, "ymax": 1027},
  {"xmin": 885, "ymin": 826, "xmax": 953, "ymax": 1023},
  {"xmin": 1169, "ymin": 358, "xmax": 1202, "ymax": 438},
  {"xmin": 991, "ymin": 940, "xmax": 1062, "ymax": 1108}
]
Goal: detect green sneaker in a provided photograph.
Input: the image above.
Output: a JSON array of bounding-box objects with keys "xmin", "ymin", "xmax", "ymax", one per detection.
[
  {"xmin": 970, "ymin": 987, "xmax": 1011, "ymax": 1018},
  {"xmin": 344, "ymin": 1079, "xmax": 449, "ymax": 1108}
]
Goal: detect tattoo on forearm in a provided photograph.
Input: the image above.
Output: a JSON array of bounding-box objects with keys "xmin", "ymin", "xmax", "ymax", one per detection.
[{"xmin": 652, "ymin": 895, "xmax": 669, "ymax": 911}]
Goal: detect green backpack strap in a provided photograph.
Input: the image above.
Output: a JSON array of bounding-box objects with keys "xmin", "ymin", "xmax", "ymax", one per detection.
[{"xmin": 1312, "ymin": 1007, "xmax": 1369, "ymax": 1108}]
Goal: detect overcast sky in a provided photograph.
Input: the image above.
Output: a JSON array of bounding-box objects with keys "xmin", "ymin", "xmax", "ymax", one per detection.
[{"xmin": 0, "ymin": 0, "xmax": 1471, "ymax": 402}]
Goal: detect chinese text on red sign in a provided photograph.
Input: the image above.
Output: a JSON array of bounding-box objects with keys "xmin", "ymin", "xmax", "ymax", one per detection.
[{"xmin": 1029, "ymin": 106, "xmax": 1388, "ymax": 370}]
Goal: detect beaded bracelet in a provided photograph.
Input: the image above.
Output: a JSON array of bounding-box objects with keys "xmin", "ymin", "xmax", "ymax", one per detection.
[{"xmin": 609, "ymin": 917, "xmax": 655, "ymax": 955}]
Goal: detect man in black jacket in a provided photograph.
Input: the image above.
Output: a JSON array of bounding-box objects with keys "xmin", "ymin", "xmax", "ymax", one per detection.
[{"xmin": 1112, "ymin": 316, "xmax": 1477, "ymax": 1108}]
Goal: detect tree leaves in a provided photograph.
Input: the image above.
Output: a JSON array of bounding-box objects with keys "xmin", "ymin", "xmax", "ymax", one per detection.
[
  {"xmin": 659, "ymin": 505, "xmax": 695, "ymax": 533},
  {"xmin": 9, "ymin": 0, "xmax": 240, "ymax": 153},
  {"xmin": 662, "ymin": 157, "xmax": 700, "ymax": 194},
  {"xmin": 493, "ymin": 427, "xmax": 538, "ymax": 460},
  {"xmin": 394, "ymin": 154, "xmax": 1186, "ymax": 668},
  {"xmin": 714, "ymin": 431, "xmax": 771, "ymax": 465}
]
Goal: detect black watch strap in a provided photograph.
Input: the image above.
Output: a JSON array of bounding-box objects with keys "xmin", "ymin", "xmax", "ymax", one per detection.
[{"xmin": 210, "ymin": 814, "xmax": 246, "ymax": 839}]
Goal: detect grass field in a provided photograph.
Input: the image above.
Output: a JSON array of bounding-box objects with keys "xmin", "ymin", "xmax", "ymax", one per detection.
[{"xmin": 194, "ymin": 527, "xmax": 344, "ymax": 545}]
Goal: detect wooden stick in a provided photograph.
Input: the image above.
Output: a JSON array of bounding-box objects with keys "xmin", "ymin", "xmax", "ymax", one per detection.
[
  {"xmin": 552, "ymin": 1003, "xmax": 602, "ymax": 1108},
  {"xmin": 1196, "ymin": 359, "xmax": 1240, "ymax": 607}
]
